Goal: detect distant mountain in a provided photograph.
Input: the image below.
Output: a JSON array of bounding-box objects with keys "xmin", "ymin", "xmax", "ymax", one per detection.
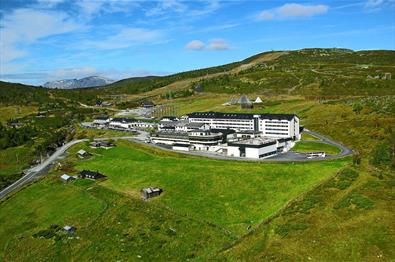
[{"xmin": 43, "ymin": 76, "xmax": 115, "ymax": 89}]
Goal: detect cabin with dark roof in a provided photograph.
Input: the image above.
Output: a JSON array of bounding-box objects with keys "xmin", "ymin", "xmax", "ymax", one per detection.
[
  {"xmin": 141, "ymin": 100, "xmax": 155, "ymax": 108},
  {"xmin": 79, "ymin": 170, "xmax": 106, "ymax": 180},
  {"xmin": 90, "ymin": 141, "xmax": 115, "ymax": 149}
]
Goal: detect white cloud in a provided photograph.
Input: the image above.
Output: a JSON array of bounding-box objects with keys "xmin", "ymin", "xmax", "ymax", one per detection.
[
  {"xmin": 186, "ymin": 39, "xmax": 230, "ymax": 51},
  {"xmin": 0, "ymin": 8, "xmax": 83, "ymax": 74},
  {"xmin": 186, "ymin": 40, "xmax": 206, "ymax": 50},
  {"xmin": 365, "ymin": 0, "xmax": 385, "ymax": 8},
  {"xmin": 76, "ymin": 0, "xmax": 140, "ymax": 18},
  {"xmin": 36, "ymin": 0, "xmax": 65, "ymax": 7},
  {"xmin": 257, "ymin": 3, "xmax": 329, "ymax": 21},
  {"xmin": 80, "ymin": 27, "xmax": 164, "ymax": 50},
  {"xmin": 146, "ymin": 0, "xmax": 187, "ymax": 17},
  {"xmin": 207, "ymin": 39, "xmax": 230, "ymax": 50},
  {"xmin": 145, "ymin": 0, "xmax": 221, "ymax": 18}
]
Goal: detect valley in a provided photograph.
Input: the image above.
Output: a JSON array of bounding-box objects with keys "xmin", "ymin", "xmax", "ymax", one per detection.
[{"xmin": 0, "ymin": 48, "xmax": 394, "ymax": 261}]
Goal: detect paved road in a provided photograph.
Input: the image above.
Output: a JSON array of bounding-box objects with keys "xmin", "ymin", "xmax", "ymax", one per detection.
[
  {"xmin": 0, "ymin": 139, "xmax": 88, "ymax": 200},
  {"xmin": 135, "ymin": 130, "xmax": 352, "ymax": 162},
  {"xmin": 0, "ymin": 129, "xmax": 352, "ymax": 200},
  {"xmin": 303, "ymin": 129, "xmax": 352, "ymax": 157}
]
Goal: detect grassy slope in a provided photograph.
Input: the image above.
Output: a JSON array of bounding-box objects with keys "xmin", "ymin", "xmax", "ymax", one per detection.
[
  {"xmin": 0, "ymin": 146, "xmax": 33, "ymax": 177},
  {"xmin": 292, "ymin": 141, "xmax": 342, "ymax": 155},
  {"xmin": 73, "ymin": 140, "xmax": 348, "ymax": 234},
  {"xmin": 217, "ymin": 165, "xmax": 394, "ymax": 261},
  {"xmin": 0, "ymin": 106, "xmax": 37, "ymax": 124},
  {"xmin": 0, "ymin": 176, "xmax": 231, "ymax": 261}
]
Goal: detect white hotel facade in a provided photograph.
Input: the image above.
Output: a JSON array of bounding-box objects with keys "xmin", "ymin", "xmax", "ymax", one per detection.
[{"xmin": 187, "ymin": 112, "xmax": 300, "ymax": 140}]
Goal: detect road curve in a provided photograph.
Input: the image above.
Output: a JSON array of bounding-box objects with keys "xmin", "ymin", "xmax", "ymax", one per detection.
[
  {"xmin": 0, "ymin": 135, "xmax": 145, "ymax": 201},
  {"xmin": 0, "ymin": 139, "xmax": 87, "ymax": 201},
  {"xmin": 303, "ymin": 129, "xmax": 353, "ymax": 158}
]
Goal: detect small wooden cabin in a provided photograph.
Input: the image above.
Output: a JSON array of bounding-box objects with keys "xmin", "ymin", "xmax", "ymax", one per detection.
[{"xmin": 140, "ymin": 187, "xmax": 163, "ymax": 200}]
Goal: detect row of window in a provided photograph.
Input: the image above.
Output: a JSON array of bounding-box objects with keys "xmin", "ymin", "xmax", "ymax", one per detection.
[
  {"xmin": 265, "ymin": 124, "xmax": 289, "ymax": 128},
  {"xmin": 265, "ymin": 132, "xmax": 289, "ymax": 135},
  {"xmin": 266, "ymin": 128, "xmax": 289, "ymax": 132},
  {"xmin": 265, "ymin": 120, "xmax": 289, "ymax": 124}
]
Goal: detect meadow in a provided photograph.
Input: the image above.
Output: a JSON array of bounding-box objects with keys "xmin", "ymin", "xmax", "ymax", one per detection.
[
  {"xmin": 0, "ymin": 140, "xmax": 349, "ymax": 260},
  {"xmin": 75, "ymin": 140, "xmax": 349, "ymax": 234}
]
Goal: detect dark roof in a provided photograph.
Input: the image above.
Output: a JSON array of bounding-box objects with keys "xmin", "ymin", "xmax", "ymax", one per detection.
[
  {"xmin": 111, "ymin": 117, "xmax": 136, "ymax": 123},
  {"xmin": 173, "ymin": 143, "xmax": 190, "ymax": 147},
  {"xmin": 95, "ymin": 116, "xmax": 109, "ymax": 120},
  {"xmin": 141, "ymin": 101, "xmax": 155, "ymax": 106},
  {"xmin": 80, "ymin": 170, "xmax": 106, "ymax": 178},
  {"xmin": 211, "ymin": 128, "xmax": 236, "ymax": 135},
  {"xmin": 187, "ymin": 112, "xmax": 297, "ymax": 121}
]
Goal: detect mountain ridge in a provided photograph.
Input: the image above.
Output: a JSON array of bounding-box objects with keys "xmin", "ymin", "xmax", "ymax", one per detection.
[{"xmin": 43, "ymin": 76, "xmax": 115, "ymax": 89}]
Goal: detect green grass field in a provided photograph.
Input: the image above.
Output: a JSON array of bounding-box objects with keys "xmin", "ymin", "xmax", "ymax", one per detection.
[
  {"xmin": 292, "ymin": 141, "xmax": 342, "ymax": 155},
  {"xmin": 1, "ymin": 95, "xmax": 393, "ymax": 260},
  {"xmin": 73, "ymin": 140, "xmax": 348, "ymax": 234},
  {"xmin": 0, "ymin": 140, "xmax": 349, "ymax": 260}
]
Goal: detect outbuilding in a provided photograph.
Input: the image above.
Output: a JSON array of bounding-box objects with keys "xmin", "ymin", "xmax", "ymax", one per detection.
[
  {"xmin": 60, "ymin": 174, "xmax": 75, "ymax": 182},
  {"xmin": 77, "ymin": 149, "xmax": 89, "ymax": 158},
  {"xmin": 63, "ymin": 226, "xmax": 76, "ymax": 233},
  {"xmin": 79, "ymin": 170, "xmax": 106, "ymax": 180},
  {"xmin": 141, "ymin": 187, "xmax": 163, "ymax": 200},
  {"xmin": 90, "ymin": 141, "xmax": 115, "ymax": 149}
]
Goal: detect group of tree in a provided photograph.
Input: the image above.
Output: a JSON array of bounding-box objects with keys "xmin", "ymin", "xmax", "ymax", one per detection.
[{"xmin": 0, "ymin": 123, "xmax": 37, "ymax": 150}]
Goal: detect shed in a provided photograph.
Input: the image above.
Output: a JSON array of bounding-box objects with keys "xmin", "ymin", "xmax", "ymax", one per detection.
[
  {"xmin": 60, "ymin": 174, "xmax": 75, "ymax": 182},
  {"xmin": 63, "ymin": 226, "xmax": 76, "ymax": 233},
  {"xmin": 79, "ymin": 170, "xmax": 106, "ymax": 180},
  {"xmin": 90, "ymin": 141, "xmax": 115, "ymax": 149},
  {"xmin": 77, "ymin": 149, "xmax": 89, "ymax": 158},
  {"xmin": 141, "ymin": 187, "xmax": 163, "ymax": 200},
  {"xmin": 141, "ymin": 100, "xmax": 155, "ymax": 108}
]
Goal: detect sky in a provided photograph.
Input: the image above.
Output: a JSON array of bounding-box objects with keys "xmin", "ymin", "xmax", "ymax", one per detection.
[{"xmin": 0, "ymin": 0, "xmax": 394, "ymax": 85}]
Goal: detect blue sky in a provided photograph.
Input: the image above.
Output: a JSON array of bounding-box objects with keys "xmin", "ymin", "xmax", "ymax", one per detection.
[{"xmin": 0, "ymin": 0, "xmax": 394, "ymax": 85}]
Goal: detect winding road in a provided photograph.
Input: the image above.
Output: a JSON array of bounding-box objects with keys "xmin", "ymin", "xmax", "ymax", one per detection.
[
  {"xmin": 0, "ymin": 139, "xmax": 88, "ymax": 200},
  {"xmin": 0, "ymin": 134, "xmax": 145, "ymax": 201},
  {"xmin": 0, "ymin": 129, "xmax": 351, "ymax": 200}
]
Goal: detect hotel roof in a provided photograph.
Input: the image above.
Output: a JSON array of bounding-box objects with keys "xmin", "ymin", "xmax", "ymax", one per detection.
[{"xmin": 187, "ymin": 112, "xmax": 297, "ymax": 121}]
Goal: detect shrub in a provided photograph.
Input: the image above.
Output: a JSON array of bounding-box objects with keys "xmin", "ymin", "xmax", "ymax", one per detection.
[{"xmin": 370, "ymin": 143, "xmax": 391, "ymax": 166}]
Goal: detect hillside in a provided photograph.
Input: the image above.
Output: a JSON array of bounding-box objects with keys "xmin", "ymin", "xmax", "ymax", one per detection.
[
  {"xmin": 0, "ymin": 48, "xmax": 394, "ymax": 261},
  {"xmin": 1, "ymin": 48, "xmax": 394, "ymax": 105}
]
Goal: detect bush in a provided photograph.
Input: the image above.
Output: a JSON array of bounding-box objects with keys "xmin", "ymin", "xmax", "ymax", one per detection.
[
  {"xmin": 327, "ymin": 168, "xmax": 359, "ymax": 190},
  {"xmin": 334, "ymin": 192, "xmax": 374, "ymax": 210},
  {"xmin": 370, "ymin": 143, "xmax": 391, "ymax": 166}
]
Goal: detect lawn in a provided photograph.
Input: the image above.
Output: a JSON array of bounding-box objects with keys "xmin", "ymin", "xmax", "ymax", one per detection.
[
  {"xmin": 74, "ymin": 140, "xmax": 349, "ymax": 234},
  {"xmin": 292, "ymin": 141, "xmax": 342, "ymax": 155}
]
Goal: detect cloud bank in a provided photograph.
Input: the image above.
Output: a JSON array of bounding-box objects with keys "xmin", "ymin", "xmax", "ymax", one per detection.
[{"xmin": 257, "ymin": 3, "xmax": 329, "ymax": 21}]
